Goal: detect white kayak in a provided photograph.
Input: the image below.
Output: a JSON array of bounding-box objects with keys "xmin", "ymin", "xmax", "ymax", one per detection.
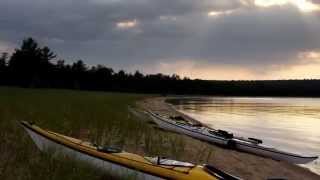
[{"xmin": 147, "ymin": 111, "xmax": 318, "ymax": 164}]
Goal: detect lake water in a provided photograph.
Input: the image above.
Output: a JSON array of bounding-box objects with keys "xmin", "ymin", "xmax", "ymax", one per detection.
[{"xmin": 169, "ymin": 97, "xmax": 320, "ymax": 175}]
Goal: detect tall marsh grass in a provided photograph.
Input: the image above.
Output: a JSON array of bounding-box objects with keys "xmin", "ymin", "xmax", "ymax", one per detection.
[{"xmin": 0, "ymin": 87, "xmax": 214, "ymax": 179}]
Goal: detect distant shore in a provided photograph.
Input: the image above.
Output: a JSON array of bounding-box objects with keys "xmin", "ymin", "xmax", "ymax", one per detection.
[{"xmin": 137, "ymin": 97, "xmax": 320, "ymax": 180}]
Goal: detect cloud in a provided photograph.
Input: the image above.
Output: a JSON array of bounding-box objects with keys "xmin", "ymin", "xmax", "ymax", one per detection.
[
  {"xmin": 254, "ymin": 0, "xmax": 320, "ymax": 12},
  {"xmin": 0, "ymin": 0, "xmax": 320, "ymax": 79},
  {"xmin": 208, "ymin": 10, "xmax": 234, "ymax": 17},
  {"xmin": 116, "ymin": 19, "xmax": 138, "ymax": 29}
]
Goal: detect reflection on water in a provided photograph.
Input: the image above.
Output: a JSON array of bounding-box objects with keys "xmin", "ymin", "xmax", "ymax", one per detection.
[{"xmin": 169, "ymin": 97, "xmax": 320, "ymax": 175}]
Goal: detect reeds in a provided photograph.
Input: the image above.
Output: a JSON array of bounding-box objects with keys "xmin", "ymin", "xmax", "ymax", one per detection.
[{"xmin": 0, "ymin": 87, "xmax": 215, "ymax": 179}]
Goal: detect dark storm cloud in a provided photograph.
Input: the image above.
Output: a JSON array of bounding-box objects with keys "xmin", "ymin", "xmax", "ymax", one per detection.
[{"xmin": 0, "ymin": 0, "xmax": 320, "ymax": 70}]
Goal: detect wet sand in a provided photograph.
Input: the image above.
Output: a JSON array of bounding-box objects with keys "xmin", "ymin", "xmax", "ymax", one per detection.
[{"xmin": 136, "ymin": 97, "xmax": 320, "ymax": 180}]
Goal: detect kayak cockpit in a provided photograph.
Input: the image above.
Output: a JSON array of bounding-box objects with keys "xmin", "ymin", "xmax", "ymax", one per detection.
[
  {"xmin": 208, "ymin": 129, "xmax": 234, "ymax": 139},
  {"xmin": 146, "ymin": 156, "xmax": 195, "ymax": 167},
  {"xmin": 97, "ymin": 146, "xmax": 122, "ymax": 153}
]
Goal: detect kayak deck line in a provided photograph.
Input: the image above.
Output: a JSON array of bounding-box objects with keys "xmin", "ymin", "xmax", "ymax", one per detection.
[
  {"xmin": 20, "ymin": 121, "xmax": 241, "ymax": 180},
  {"xmin": 146, "ymin": 110, "xmax": 318, "ymax": 164}
]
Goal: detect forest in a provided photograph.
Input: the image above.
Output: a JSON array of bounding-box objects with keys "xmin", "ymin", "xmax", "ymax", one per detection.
[{"xmin": 1, "ymin": 37, "xmax": 320, "ymax": 96}]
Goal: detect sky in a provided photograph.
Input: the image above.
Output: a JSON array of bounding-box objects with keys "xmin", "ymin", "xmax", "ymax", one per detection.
[{"xmin": 1, "ymin": 0, "xmax": 320, "ymax": 80}]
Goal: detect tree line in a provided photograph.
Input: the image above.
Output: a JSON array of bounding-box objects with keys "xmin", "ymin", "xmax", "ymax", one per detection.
[{"xmin": 1, "ymin": 37, "xmax": 320, "ymax": 96}]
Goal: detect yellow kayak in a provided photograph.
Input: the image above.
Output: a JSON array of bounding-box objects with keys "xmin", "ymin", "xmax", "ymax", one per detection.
[{"xmin": 21, "ymin": 121, "xmax": 240, "ymax": 180}]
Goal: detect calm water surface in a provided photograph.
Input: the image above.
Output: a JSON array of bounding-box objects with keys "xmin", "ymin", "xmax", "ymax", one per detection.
[{"xmin": 170, "ymin": 97, "xmax": 320, "ymax": 175}]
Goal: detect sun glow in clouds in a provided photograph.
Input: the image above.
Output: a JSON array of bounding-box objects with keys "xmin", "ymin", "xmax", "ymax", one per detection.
[
  {"xmin": 302, "ymin": 51, "xmax": 320, "ymax": 59},
  {"xmin": 116, "ymin": 19, "xmax": 138, "ymax": 29},
  {"xmin": 255, "ymin": 0, "xmax": 320, "ymax": 12},
  {"xmin": 207, "ymin": 10, "xmax": 233, "ymax": 17},
  {"xmin": 299, "ymin": 51, "xmax": 320, "ymax": 62}
]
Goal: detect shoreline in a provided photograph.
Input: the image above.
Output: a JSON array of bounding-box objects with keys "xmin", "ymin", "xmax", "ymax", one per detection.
[{"xmin": 137, "ymin": 97, "xmax": 320, "ymax": 180}]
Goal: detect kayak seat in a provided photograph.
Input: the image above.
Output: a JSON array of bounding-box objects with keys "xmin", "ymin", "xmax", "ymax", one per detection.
[
  {"xmin": 208, "ymin": 129, "xmax": 234, "ymax": 139},
  {"xmin": 170, "ymin": 116, "xmax": 185, "ymax": 121},
  {"xmin": 217, "ymin": 130, "xmax": 234, "ymax": 139},
  {"xmin": 97, "ymin": 146, "xmax": 122, "ymax": 153}
]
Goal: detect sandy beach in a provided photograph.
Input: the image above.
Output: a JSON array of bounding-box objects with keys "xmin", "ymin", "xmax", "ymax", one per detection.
[{"xmin": 137, "ymin": 97, "xmax": 320, "ymax": 180}]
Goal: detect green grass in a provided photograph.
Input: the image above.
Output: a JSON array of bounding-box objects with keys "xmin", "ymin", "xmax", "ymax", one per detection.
[{"xmin": 0, "ymin": 87, "xmax": 213, "ymax": 180}]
